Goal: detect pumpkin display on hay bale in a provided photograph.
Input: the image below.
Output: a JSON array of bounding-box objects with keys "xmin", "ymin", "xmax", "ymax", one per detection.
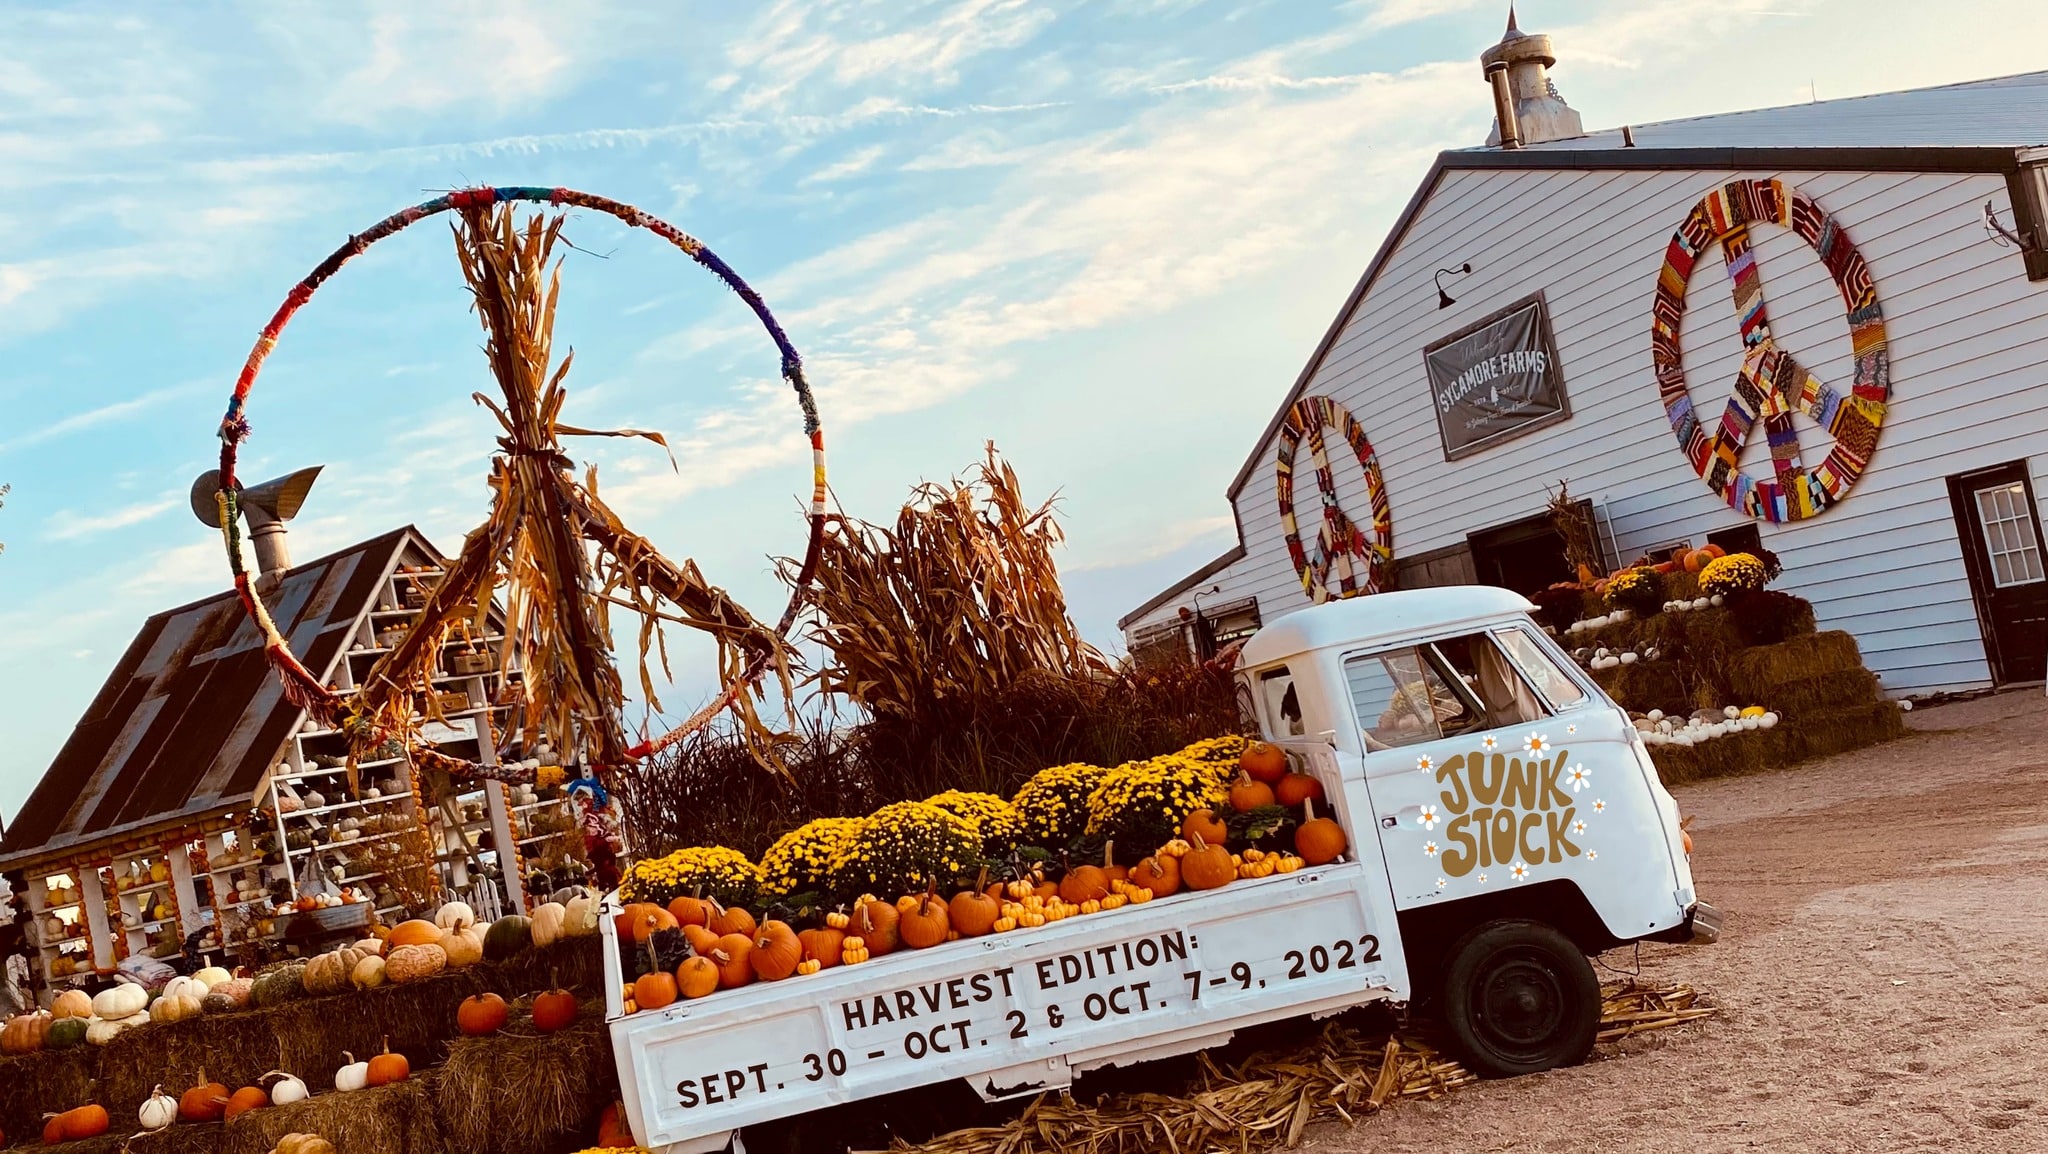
[{"xmin": 432, "ymin": 1001, "xmax": 617, "ymax": 1154}]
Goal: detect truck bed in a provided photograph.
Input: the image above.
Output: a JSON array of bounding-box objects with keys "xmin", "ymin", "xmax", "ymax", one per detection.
[{"xmin": 602, "ymin": 859, "xmax": 1407, "ymax": 1152}]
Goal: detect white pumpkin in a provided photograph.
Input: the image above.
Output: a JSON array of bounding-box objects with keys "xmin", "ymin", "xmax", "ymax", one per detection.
[
  {"xmin": 563, "ymin": 890, "xmax": 600, "ymax": 937},
  {"xmin": 351, "ymin": 955, "xmax": 387, "ymax": 990},
  {"xmin": 266, "ymin": 1070, "xmax": 309, "ymax": 1106},
  {"xmin": 193, "ymin": 966, "xmax": 234, "ymax": 990},
  {"xmin": 434, "ymin": 901, "xmax": 476, "ymax": 933},
  {"xmin": 139, "ymin": 1086, "xmax": 178, "ymax": 1131},
  {"xmin": 161, "ymin": 975, "xmax": 207, "ymax": 1003},
  {"xmin": 530, "ymin": 902, "xmax": 568, "ymax": 949},
  {"xmin": 93, "ymin": 983, "xmax": 149, "ymax": 1019},
  {"xmin": 334, "ymin": 1052, "xmax": 370, "ymax": 1092},
  {"xmin": 86, "ymin": 1016, "xmax": 128, "ymax": 1046},
  {"xmin": 352, "ymin": 937, "xmax": 385, "ymax": 957}
]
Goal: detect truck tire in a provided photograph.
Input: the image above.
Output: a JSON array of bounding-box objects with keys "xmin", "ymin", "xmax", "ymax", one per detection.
[{"xmin": 1440, "ymin": 919, "xmax": 1600, "ymax": 1078}]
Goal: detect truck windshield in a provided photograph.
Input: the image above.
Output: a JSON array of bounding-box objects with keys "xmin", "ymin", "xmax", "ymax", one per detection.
[{"xmin": 1346, "ymin": 629, "xmax": 1567, "ymax": 750}]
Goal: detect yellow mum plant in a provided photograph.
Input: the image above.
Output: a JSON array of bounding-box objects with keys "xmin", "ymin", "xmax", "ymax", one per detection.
[{"xmin": 758, "ymin": 817, "xmax": 865, "ymax": 900}]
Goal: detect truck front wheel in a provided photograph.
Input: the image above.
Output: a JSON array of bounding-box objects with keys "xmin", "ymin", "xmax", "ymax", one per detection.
[{"xmin": 1440, "ymin": 919, "xmax": 1600, "ymax": 1078}]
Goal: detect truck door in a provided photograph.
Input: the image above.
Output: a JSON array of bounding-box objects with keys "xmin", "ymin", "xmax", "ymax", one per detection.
[{"xmin": 1341, "ymin": 627, "xmax": 1618, "ymax": 910}]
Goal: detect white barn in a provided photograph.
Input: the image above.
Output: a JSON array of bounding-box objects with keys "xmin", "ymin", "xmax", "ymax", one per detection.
[{"xmin": 1121, "ymin": 21, "xmax": 2048, "ymax": 698}]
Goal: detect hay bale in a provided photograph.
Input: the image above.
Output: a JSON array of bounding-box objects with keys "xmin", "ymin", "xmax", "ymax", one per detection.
[
  {"xmin": 0, "ymin": 1042, "xmax": 96, "ymax": 1142},
  {"xmin": 1727, "ymin": 632, "xmax": 1865, "ymax": 694},
  {"xmin": 1766, "ymin": 669, "xmax": 1882, "ymax": 717},
  {"xmin": 1648, "ymin": 729, "xmax": 1775, "ymax": 786},
  {"xmin": 1594, "ymin": 661, "xmax": 1690, "ymax": 716},
  {"xmin": 1787, "ymin": 700, "xmax": 1907, "ymax": 761},
  {"xmin": 433, "ymin": 1003, "xmax": 617, "ymax": 1154}
]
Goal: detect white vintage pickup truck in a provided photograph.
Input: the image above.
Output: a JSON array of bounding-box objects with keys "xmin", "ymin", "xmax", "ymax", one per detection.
[{"xmin": 599, "ymin": 585, "xmax": 1719, "ymax": 1153}]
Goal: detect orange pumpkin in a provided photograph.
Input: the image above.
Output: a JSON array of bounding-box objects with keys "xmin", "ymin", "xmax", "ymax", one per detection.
[
  {"xmin": 598, "ymin": 1102, "xmax": 634, "ymax": 1149},
  {"xmin": 222, "ymin": 1086, "xmax": 268, "ymax": 1122},
  {"xmin": 853, "ymin": 899, "xmax": 900, "ymax": 956},
  {"xmin": 43, "ymin": 1115, "xmax": 63, "ymax": 1145},
  {"xmin": 1274, "ymin": 772, "xmax": 1323, "ymax": 807},
  {"xmin": 668, "ymin": 896, "xmax": 711, "ymax": 928},
  {"xmin": 1240, "ymin": 741, "xmax": 1288, "ymax": 784},
  {"xmin": 1032, "ymin": 879, "xmax": 1060, "ymax": 902},
  {"xmin": 633, "ymin": 969, "xmax": 679, "ymax": 1010},
  {"xmin": 1059, "ymin": 864, "xmax": 1109, "ymax": 905},
  {"xmin": 1180, "ymin": 835, "xmax": 1236, "ymax": 891},
  {"xmin": 1131, "ymin": 853, "xmax": 1180, "ymax": 898},
  {"xmin": 1229, "ymin": 773, "xmax": 1276, "ymax": 813},
  {"xmin": 621, "ymin": 903, "xmax": 678, "ymax": 944},
  {"xmin": 1295, "ymin": 800, "xmax": 1348, "ymax": 866},
  {"xmin": 366, "ymin": 1038, "xmax": 410, "ymax": 1086},
  {"xmin": 385, "ymin": 919, "xmax": 443, "ymax": 948},
  {"xmin": 1702, "ymin": 543, "xmax": 1727, "ymax": 559},
  {"xmin": 949, "ymin": 889, "xmax": 1000, "ymax": 937},
  {"xmin": 180, "ymin": 1071, "xmax": 229, "ymax": 1122},
  {"xmin": 1683, "ymin": 549, "xmax": 1714, "ymax": 573},
  {"xmin": 456, "ymin": 992, "xmax": 508, "ymax": 1035},
  {"xmin": 799, "ymin": 927, "xmax": 846, "ymax": 969},
  {"xmin": 55, "ymin": 1105, "xmax": 108, "ymax": 1141},
  {"xmin": 677, "ymin": 956, "xmax": 720, "ymax": 999},
  {"xmin": 682, "ymin": 924, "xmax": 721, "ymax": 956},
  {"xmin": 707, "ymin": 901, "xmax": 756, "ymax": 939},
  {"xmin": 750, "ymin": 921, "xmax": 802, "ymax": 982},
  {"xmin": 899, "ymin": 893, "xmax": 950, "ymax": 949},
  {"xmin": 710, "ymin": 934, "xmax": 755, "ymax": 988},
  {"xmin": 531, "ymin": 988, "xmax": 578, "ymax": 1033},
  {"xmin": 1181, "ymin": 808, "xmax": 1229, "ymax": 846}
]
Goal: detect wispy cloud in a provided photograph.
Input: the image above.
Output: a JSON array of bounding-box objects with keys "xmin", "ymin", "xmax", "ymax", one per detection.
[
  {"xmin": 728, "ymin": 0, "xmax": 1060, "ymax": 112},
  {"xmin": 0, "ymin": 381, "xmax": 211, "ymax": 455},
  {"xmin": 45, "ymin": 496, "xmax": 178, "ymax": 541},
  {"xmin": 801, "ymin": 144, "xmax": 888, "ymax": 184}
]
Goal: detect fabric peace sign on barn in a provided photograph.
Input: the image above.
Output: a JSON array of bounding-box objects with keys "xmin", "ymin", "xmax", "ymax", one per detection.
[
  {"xmin": 1275, "ymin": 395, "xmax": 1393, "ymax": 602},
  {"xmin": 1650, "ymin": 178, "xmax": 1891, "ymax": 523}
]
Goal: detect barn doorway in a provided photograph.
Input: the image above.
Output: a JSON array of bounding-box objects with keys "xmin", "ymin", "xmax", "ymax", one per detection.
[
  {"xmin": 1948, "ymin": 461, "xmax": 2048, "ymax": 685},
  {"xmin": 1468, "ymin": 511, "xmax": 1577, "ymax": 596}
]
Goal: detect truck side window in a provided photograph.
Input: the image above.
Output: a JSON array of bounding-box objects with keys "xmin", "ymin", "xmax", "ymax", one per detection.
[
  {"xmin": 1345, "ymin": 648, "xmax": 1477, "ymax": 749},
  {"xmin": 1259, "ymin": 668, "xmax": 1306, "ymax": 737},
  {"xmin": 1427, "ymin": 633, "xmax": 1547, "ymax": 728},
  {"xmin": 1490, "ymin": 627, "xmax": 1588, "ymax": 711}
]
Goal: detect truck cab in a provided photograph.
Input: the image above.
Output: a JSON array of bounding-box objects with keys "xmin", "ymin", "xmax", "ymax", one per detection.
[{"xmin": 1237, "ymin": 585, "xmax": 1717, "ymax": 1074}]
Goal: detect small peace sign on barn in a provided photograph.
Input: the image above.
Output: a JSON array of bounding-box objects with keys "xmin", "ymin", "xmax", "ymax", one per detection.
[{"xmin": 1650, "ymin": 178, "xmax": 1892, "ymax": 523}]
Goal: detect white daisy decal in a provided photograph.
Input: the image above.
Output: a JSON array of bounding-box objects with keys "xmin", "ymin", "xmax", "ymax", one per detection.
[
  {"xmin": 1477, "ymin": 872, "xmax": 1489, "ymax": 884},
  {"xmin": 1415, "ymin": 754, "xmax": 1434, "ymax": 773},
  {"xmin": 1566, "ymin": 764, "xmax": 1591, "ymax": 792},
  {"xmin": 1571, "ymin": 819, "xmax": 1587, "ymax": 837},
  {"xmin": 1418, "ymin": 805, "xmax": 1440, "ymax": 830},
  {"xmin": 1423, "ymin": 841, "xmax": 1439, "ymax": 858},
  {"xmin": 1510, "ymin": 862, "xmax": 1530, "ymax": 882},
  {"xmin": 1481, "ymin": 735, "xmax": 1498, "ymax": 752},
  {"xmin": 1436, "ymin": 878, "xmax": 1448, "ymax": 891},
  {"xmin": 1523, "ymin": 733, "xmax": 1551, "ymax": 756},
  {"xmin": 1586, "ymin": 850, "xmax": 1599, "ymax": 861},
  {"xmin": 1592, "ymin": 798, "xmax": 1607, "ymax": 814},
  {"xmin": 1566, "ymin": 724, "xmax": 1578, "ymax": 735}
]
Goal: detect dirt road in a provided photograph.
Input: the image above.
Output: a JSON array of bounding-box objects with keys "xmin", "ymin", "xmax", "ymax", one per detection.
[{"xmin": 1319, "ymin": 690, "xmax": 2048, "ymax": 1154}]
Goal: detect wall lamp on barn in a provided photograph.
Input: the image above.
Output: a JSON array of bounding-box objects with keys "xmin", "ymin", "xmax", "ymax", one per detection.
[
  {"xmin": 1435, "ymin": 263, "xmax": 1473, "ymax": 309},
  {"xmin": 1984, "ymin": 149, "xmax": 2048, "ymax": 281}
]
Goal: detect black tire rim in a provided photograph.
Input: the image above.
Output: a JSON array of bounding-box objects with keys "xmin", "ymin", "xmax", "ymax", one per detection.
[{"xmin": 1471, "ymin": 945, "xmax": 1568, "ymax": 1061}]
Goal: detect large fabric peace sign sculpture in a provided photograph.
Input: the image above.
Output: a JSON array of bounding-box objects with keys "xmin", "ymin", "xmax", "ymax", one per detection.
[
  {"xmin": 1275, "ymin": 395, "xmax": 1393, "ymax": 602},
  {"xmin": 1650, "ymin": 178, "xmax": 1890, "ymax": 523},
  {"xmin": 212, "ymin": 186, "xmax": 825, "ymax": 783}
]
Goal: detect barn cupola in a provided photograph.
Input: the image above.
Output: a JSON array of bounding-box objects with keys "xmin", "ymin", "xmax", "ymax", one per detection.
[{"xmin": 1480, "ymin": 6, "xmax": 1584, "ymax": 149}]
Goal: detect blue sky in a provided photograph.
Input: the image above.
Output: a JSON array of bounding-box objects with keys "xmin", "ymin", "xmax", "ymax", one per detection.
[{"xmin": 2, "ymin": 0, "xmax": 2042, "ymax": 821}]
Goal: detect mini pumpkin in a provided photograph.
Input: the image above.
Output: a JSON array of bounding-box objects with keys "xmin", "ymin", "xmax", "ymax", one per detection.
[
  {"xmin": 138, "ymin": 1086, "xmax": 178, "ymax": 1131},
  {"xmin": 633, "ymin": 970, "xmax": 678, "ymax": 1011},
  {"xmin": 180, "ymin": 1070, "xmax": 230, "ymax": 1122},
  {"xmin": 333, "ymin": 1053, "xmax": 371, "ymax": 1093},
  {"xmin": 365, "ymin": 1038, "xmax": 410, "ymax": 1086},
  {"xmin": 222, "ymin": 1085, "xmax": 269, "ymax": 1122}
]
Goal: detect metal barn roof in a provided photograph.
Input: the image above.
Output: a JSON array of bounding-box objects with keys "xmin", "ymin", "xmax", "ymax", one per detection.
[
  {"xmin": 1503, "ymin": 70, "xmax": 2048, "ymax": 152},
  {"xmin": 0, "ymin": 528, "xmax": 417, "ymax": 872}
]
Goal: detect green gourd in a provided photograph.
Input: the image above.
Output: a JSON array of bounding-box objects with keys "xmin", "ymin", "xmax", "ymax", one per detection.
[{"xmin": 482, "ymin": 916, "xmax": 532, "ymax": 963}]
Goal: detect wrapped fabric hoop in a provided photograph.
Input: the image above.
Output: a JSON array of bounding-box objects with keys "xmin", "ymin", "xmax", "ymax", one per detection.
[{"xmin": 213, "ymin": 185, "xmax": 825, "ymax": 763}]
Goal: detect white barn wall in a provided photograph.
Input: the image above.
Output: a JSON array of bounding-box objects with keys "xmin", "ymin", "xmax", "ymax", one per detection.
[{"xmin": 1128, "ymin": 163, "xmax": 2048, "ymax": 696}]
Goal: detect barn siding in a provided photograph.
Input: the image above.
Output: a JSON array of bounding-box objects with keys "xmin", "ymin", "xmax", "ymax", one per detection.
[{"xmin": 1126, "ymin": 163, "xmax": 2048, "ymax": 697}]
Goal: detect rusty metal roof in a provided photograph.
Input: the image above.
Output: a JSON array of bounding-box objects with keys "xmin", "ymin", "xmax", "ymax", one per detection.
[{"xmin": 0, "ymin": 527, "xmax": 420, "ymax": 872}]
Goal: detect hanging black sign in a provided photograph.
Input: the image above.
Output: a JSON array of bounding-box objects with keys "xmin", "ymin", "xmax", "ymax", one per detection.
[{"xmin": 1422, "ymin": 293, "xmax": 1570, "ymax": 460}]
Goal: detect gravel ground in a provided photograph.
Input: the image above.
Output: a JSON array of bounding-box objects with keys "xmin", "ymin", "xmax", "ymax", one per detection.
[{"xmin": 1316, "ymin": 689, "xmax": 2048, "ymax": 1154}]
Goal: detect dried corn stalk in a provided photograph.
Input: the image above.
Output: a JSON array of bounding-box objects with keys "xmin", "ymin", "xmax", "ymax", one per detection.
[
  {"xmin": 349, "ymin": 204, "xmax": 794, "ymax": 777},
  {"xmin": 800, "ymin": 444, "xmax": 1110, "ymax": 724}
]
